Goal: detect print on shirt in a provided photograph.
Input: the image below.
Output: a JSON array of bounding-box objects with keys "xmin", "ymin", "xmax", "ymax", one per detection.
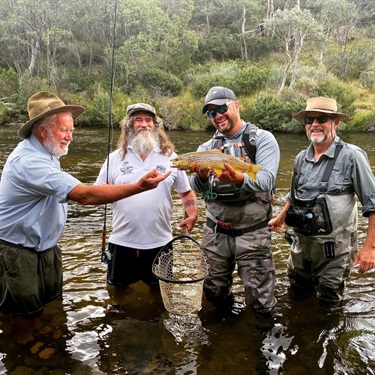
[
  {"xmin": 156, "ymin": 165, "xmax": 167, "ymax": 174},
  {"xmin": 120, "ymin": 161, "xmax": 134, "ymax": 175}
]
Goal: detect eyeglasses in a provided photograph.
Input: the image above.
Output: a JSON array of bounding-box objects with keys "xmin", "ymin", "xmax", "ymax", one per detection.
[
  {"xmin": 207, "ymin": 102, "xmax": 234, "ymax": 119},
  {"xmin": 304, "ymin": 115, "xmax": 334, "ymax": 125}
]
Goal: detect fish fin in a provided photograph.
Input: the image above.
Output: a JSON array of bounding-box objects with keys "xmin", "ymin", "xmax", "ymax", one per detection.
[
  {"xmin": 213, "ymin": 168, "xmax": 223, "ymax": 176},
  {"xmin": 245, "ymin": 164, "xmax": 262, "ymax": 180}
]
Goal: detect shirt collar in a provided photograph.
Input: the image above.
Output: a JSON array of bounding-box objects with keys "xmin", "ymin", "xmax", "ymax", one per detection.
[{"xmin": 306, "ymin": 135, "xmax": 341, "ymax": 161}]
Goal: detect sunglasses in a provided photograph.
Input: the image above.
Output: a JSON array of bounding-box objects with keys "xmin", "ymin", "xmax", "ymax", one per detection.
[
  {"xmin": 207, "ymin": 102, "xmax": 234, "ymax": 119},
  {"xmin": 304, "ymin": 115, "xmax": 334, "ymax": 125}
]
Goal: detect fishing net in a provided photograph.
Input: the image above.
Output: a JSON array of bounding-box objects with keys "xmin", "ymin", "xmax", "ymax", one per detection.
[{"xmin": 152, "ymin": 233, "xmax": 209, "ymax": 315}]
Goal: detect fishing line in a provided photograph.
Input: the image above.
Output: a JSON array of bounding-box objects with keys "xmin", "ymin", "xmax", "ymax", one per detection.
[{"xmin": 101, "ymin": 0, "xmax": 119, "ymax": 263}]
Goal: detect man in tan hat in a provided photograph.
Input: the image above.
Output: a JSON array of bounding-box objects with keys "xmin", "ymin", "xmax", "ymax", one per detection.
[
  {"xmin": 0, "ymin": 92, "xmax": 170, "ymax": 331},
  {"xmin": 269, "ymin": 97, "xmax": 375, "ymax": 304}
]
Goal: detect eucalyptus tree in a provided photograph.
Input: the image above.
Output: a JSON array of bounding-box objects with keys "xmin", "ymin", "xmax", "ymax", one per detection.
[
  {"xmin": 61, "ymin": 0, "xmax": 117, "ymax": 74},
  {"xmin": 306, "ymin": 0, "xmax": 360, "ymax": 77},
  {"xmin": 263, "ymin": 6, "xmax": 325, "ymax": 95},
  {"xmin": 191, "ymin": 0, "xmax": 266, "ymax": 62},
  {"xmin": 116, "ymin": 0, "xmax": 198, "ymax": 89},
  {"xmin": 0, "ymin": 0, "xmax": 71, "ymax": 79}
]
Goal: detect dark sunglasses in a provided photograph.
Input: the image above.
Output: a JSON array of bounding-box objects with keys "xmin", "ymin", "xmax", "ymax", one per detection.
[
  {"xmin": 207, "ymin": 102, "xmax": 233, "ymax": 119},
  {"xmin": 304, "ymin": 115, "xmax": 334, "ymax": 125}
]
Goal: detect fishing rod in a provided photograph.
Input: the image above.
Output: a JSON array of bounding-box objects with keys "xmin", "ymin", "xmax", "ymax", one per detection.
[{"xmin": 101, "ymin": 0, "xmax": 119, "ymax": 264}]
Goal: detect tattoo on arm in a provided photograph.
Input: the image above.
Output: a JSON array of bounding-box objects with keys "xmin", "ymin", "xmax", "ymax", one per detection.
[{"xmin": 184, "ymin": 199, "xmax": 198, "ymax": 208}]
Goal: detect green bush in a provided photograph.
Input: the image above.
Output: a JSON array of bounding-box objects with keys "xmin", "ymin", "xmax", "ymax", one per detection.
[
  {"xmin": 310, "ymin": 80, "xmax": 358, "ymax": 120},
  {"xmin": 0, "ymin": 68, "xmax": 19, "ymax": 97},
  {"xmin": 233, "ymin": 66, "xmax": 270, "ymax": 95},
  {"xmin": 142, "ymin": 69, "xmax": 183, "ymax": 96},
  {"xmin": 191, "ymin": 74, "xmax": 233, "ymax": 98},
  {"xmin": 249, "ymin": 92, "xmax": 305, "ymax": 132}
]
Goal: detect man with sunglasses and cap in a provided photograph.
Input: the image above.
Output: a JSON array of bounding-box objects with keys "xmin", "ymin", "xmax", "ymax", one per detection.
[
  {"xmin": 0, "ymin": 92, "xmax": 170, "ymax": 333},
  {"xmin": 189, "ymin": 86, "xmax": 280, "ymax": 313},
  {"xmin": 269, "ymin": 97, "xmax": 375, "ymax": 303},
  {"xmin": 94, "ymin": 103, "xmax": 197, "ymax": 312}
]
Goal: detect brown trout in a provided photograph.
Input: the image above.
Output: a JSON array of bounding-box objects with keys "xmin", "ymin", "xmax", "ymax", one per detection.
[{"xmin": 171, "ymin": 150, "xmax": 262, "ymax": 180}]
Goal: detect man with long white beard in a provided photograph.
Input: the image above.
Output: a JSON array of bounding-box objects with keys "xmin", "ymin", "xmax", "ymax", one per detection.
[
  {"xmin": 269, "ymin": 97, "xmax": 375, "ymax": 304},
  {"xmin": 95, "ymin": 103, "xmax": 198, "ymax": 311}
]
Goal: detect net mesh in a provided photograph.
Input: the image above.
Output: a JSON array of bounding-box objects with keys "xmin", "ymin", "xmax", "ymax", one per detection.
[{"xmin": 153, "ymin": 235, "xmax": 209, "ymax": 315}]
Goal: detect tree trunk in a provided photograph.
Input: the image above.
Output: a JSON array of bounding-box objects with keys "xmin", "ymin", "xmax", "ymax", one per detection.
[
  {"xmin": 278, "ymin": 40, "xmax": 291, "ymax": 96},
  {"xmin": 240, "ymin": 6, "xmax": 248, "ymax": 60},
  {"xmin": 28, "ymin": 38, "xmax": 39, "ymax": 76}
]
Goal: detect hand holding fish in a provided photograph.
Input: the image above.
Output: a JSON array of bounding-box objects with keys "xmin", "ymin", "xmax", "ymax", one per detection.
[
  {"xmin": 217, "ymin": 163, "xmax": 244, "ymax": 185},
  {"xmin": 189, "ymin": 162, "xmax": 212, "ymax": 182}
]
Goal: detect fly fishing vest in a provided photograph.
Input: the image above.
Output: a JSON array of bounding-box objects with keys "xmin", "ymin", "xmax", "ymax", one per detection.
[
  {"xmin": 285, "ymin": 143, "xmax": 344, "ymax": 236},
  {"xmin": 205, "ymin": 123, "xmax": 271, "ymax": 205}
]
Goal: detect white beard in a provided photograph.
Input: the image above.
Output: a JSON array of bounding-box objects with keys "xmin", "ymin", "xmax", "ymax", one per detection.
[
  {"xmin": 129, "ymin": 129, "xmax": 159, "ymax": 157},
  {"xmin": 43, "ymin": 129, "xmax": 69, "ymax": 159}
]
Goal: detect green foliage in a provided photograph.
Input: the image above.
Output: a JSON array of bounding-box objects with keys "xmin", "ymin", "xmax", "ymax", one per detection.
[
  {"xmin": 359, "ymin": 71, "xmax": 375, "ymax": 89},
  {"xmin": 192, "ymin": 30, "xmax": 240, "ymax": 63},
  {"xmin": 169, "ymin": 93, "xmax": 208, "ymax": 131},
  {"xmin": 249, "ymin": 92, "xmax": 305, "ymax": 132},
  {"xmin": 309, "ymin": 80, "xmax": 358, "ymax": 119},
  {"xmin": 0, "ymin": 68, "xmax": 18, "ymax": 97},
  {"xmin": 349, "ymin": 109, "xmax": 375, "ymax": 131},
  {"xmin": 142, "ymin": 69, "xmax": 183, "ymax": 96},
  {"xmin": 83, "ymin": 87, "xmax": 111, "ymax": 126},
  {"xmin": 191, "ymin": 74, "xmax": 233, "ymax": 98},
  {"xmin": 190, "ymin": 61, "xmax": 270, "ymax": 98},
  {"xmin": 233, "ymin": 66, "xmax": 270, "ymax": 95}
]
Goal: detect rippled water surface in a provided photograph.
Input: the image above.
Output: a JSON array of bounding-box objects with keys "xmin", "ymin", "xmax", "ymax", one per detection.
[{"xmin": 0, "ymin": 125, "xmax": 374, "ymax": 374}]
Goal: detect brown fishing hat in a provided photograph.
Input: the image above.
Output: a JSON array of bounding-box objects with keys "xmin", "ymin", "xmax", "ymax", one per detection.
[
  {"xmin": 126, "ymin": 103, "xmax": 156, "ymax": 117},
  {"xmin": 293, "ymin": 97, "xmax": 349, "ymax": 122},
  {"xmin": 18, "ymin": 91, "xmax": 85, "ymax": 139}
]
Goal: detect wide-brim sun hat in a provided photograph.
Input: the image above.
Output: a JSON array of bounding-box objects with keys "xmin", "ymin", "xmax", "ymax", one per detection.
[
  {"xmin": 18, "ymin": 91, "xmax": 85, "ymax": 139},
  {"xmin": 202, "ymin": 86, "xmax": 237, "ymax": 114},
  {"xmin": 293, "ymin": 97, "xmax": 349, "ymax": 122}
]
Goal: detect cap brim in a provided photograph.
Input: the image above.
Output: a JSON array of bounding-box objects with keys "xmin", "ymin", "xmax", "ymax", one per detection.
[
  {"xmin": 202, "ymin": 99, "xmax": 228, "ymax": 114},
  {"xmin": 293, "ymin": 110, "xmax": 350, "ymax": 122},
  {"xmin": 18, "ymin": 105, "xmax": 85, "ymax": 139}
]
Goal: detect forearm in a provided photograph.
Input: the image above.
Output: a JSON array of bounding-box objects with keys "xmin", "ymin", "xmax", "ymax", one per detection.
[
  {"xmin": 180, "ymin": 190, "xmax": 198, "ymax": 219},
  {"xmin": 362, "ymin": 212, "xmax": 375, "ymax": 251},
  {"xmin": 68, "ymin": 183, "xmax": 144, "ymax": 205}
]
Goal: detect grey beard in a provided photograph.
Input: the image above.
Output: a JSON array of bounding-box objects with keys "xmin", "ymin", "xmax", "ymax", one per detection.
[{"xmin": 129, "ymin": 130, "xmax": 159, "ymax": 157}]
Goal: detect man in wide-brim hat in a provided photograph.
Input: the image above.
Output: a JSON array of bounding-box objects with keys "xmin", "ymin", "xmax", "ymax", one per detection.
[
  {"xmin": 269, "ymin": 96, "xmax": 375, "ymax": 304},
  {"xmin": 0, "ymin": 91, "xmax": 170, "ymax": 338}
]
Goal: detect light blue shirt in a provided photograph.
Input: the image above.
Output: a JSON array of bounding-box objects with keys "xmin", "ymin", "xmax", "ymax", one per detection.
[{"xmin": 0, "ymin": 135, "xmax": 81, "ymax": 251}]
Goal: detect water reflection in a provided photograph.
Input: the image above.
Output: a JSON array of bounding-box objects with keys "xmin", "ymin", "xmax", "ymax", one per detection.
[{"xmin": 0, "ymin": 126, "xmax": 374, "ymax": 374}]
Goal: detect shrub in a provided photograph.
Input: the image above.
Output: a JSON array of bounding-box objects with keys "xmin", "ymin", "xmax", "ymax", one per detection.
[
  {"xmin": 142, "ymin": 69, "xmax": 183, "ymax": 96},
  {"xmin": 0, "ymin": 68, "xmax": 19, "ymax": 97},
  {"xmin": 233, "ymin": 66, "xmax": 270, "ymax": 95}
]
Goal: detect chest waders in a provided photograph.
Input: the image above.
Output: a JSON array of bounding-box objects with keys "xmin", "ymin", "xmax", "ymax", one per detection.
[
  {"xmin": 286, "ymin": 144, "xmax": 344, "ymax": 237},
  {"xmin": 205, "ymin": 123, "xmax": 273, "ymax": 236}
]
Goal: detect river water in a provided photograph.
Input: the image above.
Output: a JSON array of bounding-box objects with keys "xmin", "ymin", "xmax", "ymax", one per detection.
[{"xmin": 0, "ymin": 125, "xmax": 374, "ymax": 375}]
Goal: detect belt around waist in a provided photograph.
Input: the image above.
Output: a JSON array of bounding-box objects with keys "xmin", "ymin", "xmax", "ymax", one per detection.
[
  {"xmin": 0, "ymin": 239, "xmax": 35, "ymax": 251},
  {"xmin": 206, "ymin": 217, "xmax": 269, "ymax": 237}
]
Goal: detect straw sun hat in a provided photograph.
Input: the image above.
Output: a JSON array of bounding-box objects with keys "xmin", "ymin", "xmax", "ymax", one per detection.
[
  {"xmin": 18, "ymin": 91, "xmax": 85, "ymax": 139},
  {"xmin": 293, "ymin": 97, "xmax": 349, "ymax": 122}
]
